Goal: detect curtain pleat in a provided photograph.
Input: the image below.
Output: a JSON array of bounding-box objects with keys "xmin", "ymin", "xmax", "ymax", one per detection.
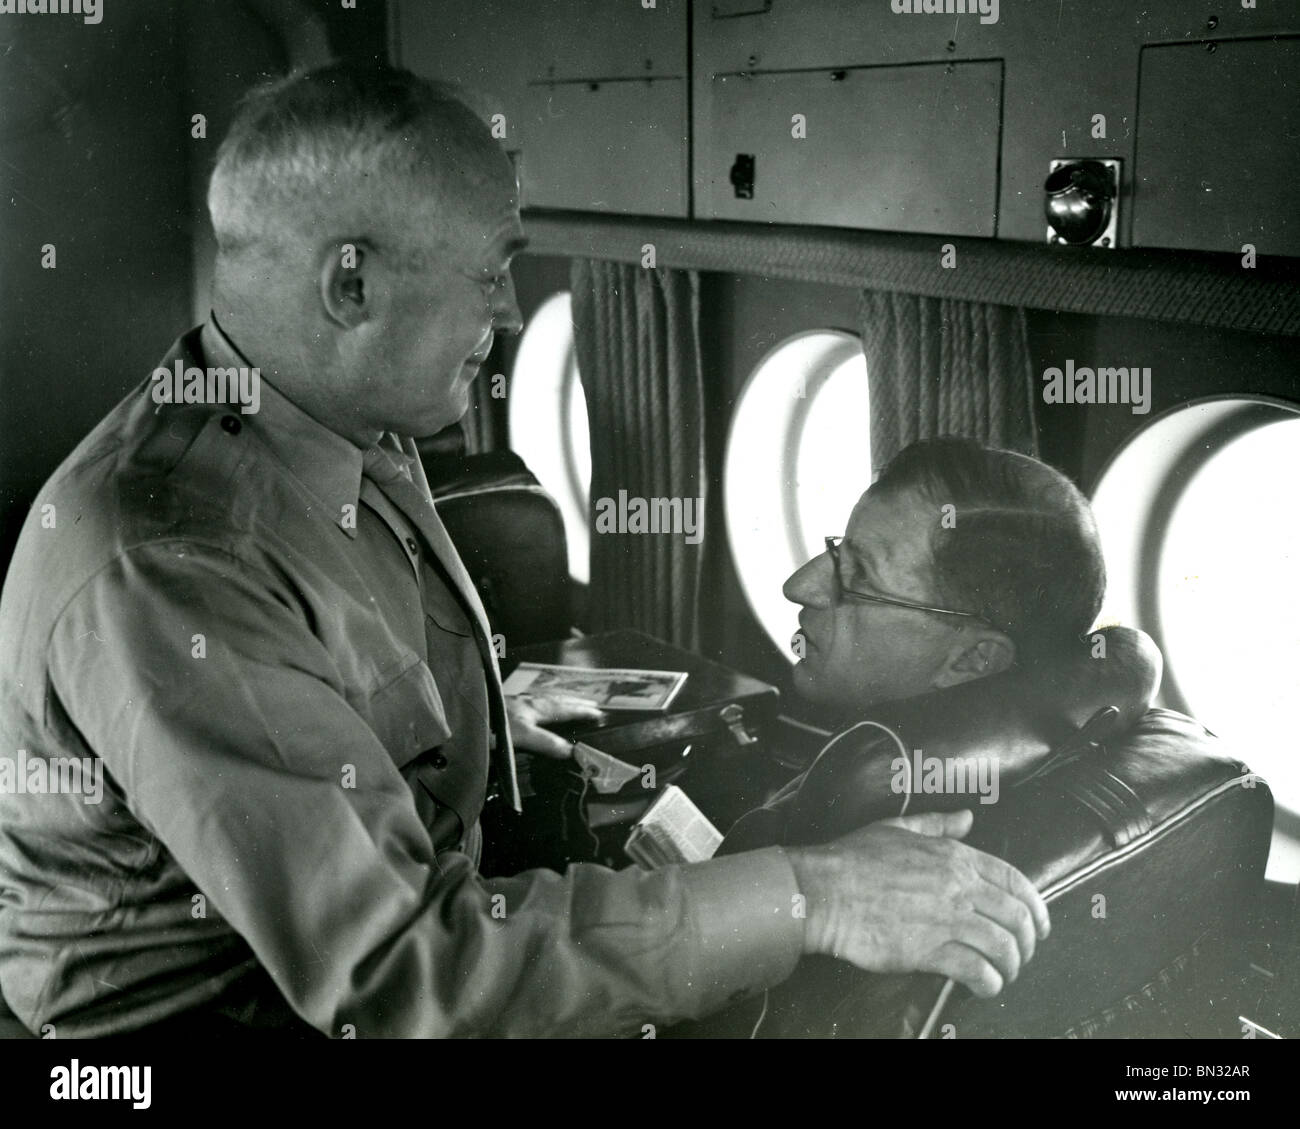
[
  {"xmin": 570, "ymin": 260, "xmax": 706, "ymax": 649},
  {"xmin": 859, "ymin": 290, "xmax": 1038, "ymax": 475}
]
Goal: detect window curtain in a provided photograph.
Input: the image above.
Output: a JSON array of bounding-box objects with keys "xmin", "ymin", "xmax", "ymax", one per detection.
[
  {"xmin": 859, "ymin": 290, "xmax": 1039, "ymax": 476},
  {"xmin": 569, "ymin": 260, "xmax": 706, "ymax": 650}
]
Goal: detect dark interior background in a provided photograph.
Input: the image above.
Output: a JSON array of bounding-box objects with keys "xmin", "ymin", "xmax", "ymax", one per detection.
[{"xmin": 0, "ymin": 0, "xmax": 388, "ymax": 571}]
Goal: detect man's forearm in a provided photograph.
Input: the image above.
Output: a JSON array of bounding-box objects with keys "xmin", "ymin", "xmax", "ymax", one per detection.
[{"xmin": 466, "ymin": 847, "xmax": 807, "ymax": 1037}]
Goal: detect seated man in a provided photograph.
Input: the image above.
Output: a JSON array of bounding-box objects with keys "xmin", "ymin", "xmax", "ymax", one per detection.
[
  {"xmin": 728, "ymin": 435, "xmax": 1113, "ymax": 844},
  {"xmin": 0, "ymin": 64, "xmax": 1045, "ymax": 1039},
  {"xmin": 789, "ymin": 436, "xmax": 1105, "ymax": 723}
]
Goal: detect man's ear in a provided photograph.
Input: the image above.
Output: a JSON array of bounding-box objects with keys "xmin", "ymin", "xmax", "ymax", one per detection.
[
  {"xmin": 931, "ymin": 630, "xmax": 1017, "ymax": 689},
  {"xmin": 319, "ymin": 240, "xmax": 377, "ymax": 329}
]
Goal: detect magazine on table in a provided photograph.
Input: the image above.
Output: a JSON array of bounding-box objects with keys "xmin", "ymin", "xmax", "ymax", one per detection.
[{"xmin": 503, "ymin": 662, "xmax": 689, "ymax": 712}]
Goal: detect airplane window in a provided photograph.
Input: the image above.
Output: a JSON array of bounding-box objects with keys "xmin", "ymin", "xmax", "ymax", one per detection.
[
  {"xmin": 724, "ymin": 330, "xmax": 870, "ymax": 659},
  {"xmin": 1092, "ymin": 398, "xmax": 1300, "ymax": 881},
  {"xmin": 508, "ymin": 291, "xmax": 592, "ymax": 584}
]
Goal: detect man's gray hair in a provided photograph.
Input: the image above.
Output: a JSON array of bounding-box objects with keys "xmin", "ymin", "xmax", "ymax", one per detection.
[
  {"xmin": 874, "ymin": 437, "xmax": 1106, "ymax": 664},
  {"xmin": 208, "ymin": 63, "xmax": 493, "ymax": 260}
]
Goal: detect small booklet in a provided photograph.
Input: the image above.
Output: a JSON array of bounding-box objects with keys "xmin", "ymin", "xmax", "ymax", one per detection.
[
  {"xmin": 624, "ymin": 785, "xmax": 723, "ymax": 869},
  {"xmin": 503, "ymin": 662, "xmax": 688, "ymax": 711}
]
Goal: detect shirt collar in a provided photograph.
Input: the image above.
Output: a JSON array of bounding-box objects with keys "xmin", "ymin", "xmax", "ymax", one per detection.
[
  {"xmin": 201, "ymin": 316, "xmax": 374, "ymax": 538},
  {"xmin": 371, "ymin": 432, "xmax": 420, "ymax": 483}
]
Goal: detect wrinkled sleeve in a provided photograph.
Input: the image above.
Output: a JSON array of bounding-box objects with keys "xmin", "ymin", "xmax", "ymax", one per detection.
[{"xmin": 47, "ymin": 541, "xmax": 805, "ymax": 1037}]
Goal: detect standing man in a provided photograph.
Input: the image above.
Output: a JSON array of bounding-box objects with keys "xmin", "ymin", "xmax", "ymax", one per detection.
[{"xmin": 0, "ymin": 64, "xmax": 1047, "ymax": 1038}]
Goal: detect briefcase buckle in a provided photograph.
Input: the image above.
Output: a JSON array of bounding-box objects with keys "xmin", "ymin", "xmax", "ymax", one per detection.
[{"xmin": 720, "ymin": 704, "xmax": 758, "ymax": 747}]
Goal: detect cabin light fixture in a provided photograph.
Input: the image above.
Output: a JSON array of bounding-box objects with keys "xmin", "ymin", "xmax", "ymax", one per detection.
[{"xmin": 1045, "ymin": 158, "xmax": 1121, "ymax": 248}]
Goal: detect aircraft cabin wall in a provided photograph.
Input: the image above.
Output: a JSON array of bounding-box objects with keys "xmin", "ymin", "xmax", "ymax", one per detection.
[
  {"xmin": 398, "ymin": 0, "xmax": 1298, "ymax": 709},
  {"xmin": 397, "ymin": 0, "xmax": 1300, "ymax": 879},
  {"xmin": 502, "ymin": 259, "xmax": 1299, "ymax": 684},
  {"xmin": 396, "ymin": 0, "xmax": 1300, "ymax": 256}
]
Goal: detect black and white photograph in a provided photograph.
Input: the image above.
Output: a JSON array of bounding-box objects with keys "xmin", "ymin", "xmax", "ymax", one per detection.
[
  {"xmin": 503, "ymin": 661, "xmax": 688, "ymax": 710},
  {"xmin": 0, "ymin": 0, "xmax": 1296, "ymax": 1105}
]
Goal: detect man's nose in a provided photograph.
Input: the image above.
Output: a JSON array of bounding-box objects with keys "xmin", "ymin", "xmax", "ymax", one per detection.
[
  {"xmin": 783, "ymin": 553, "xmax": 832, "ymax": 608},
  {"xmin": 492, "ymin": 274, "xmax": 523, "ymax": 336}
]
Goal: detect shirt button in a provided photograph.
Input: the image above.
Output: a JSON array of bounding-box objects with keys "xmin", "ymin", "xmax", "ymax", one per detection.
[
  {"xmin": 431, "ymin": 753, "xmax": 448, "ymax": 770},
  {"xmin": 220, "ymin": 415, "xmax": 242, "ymax": 435},
  {"xmin": 405, "ymin": 536, "xmax": 418, "ymax": 555}
]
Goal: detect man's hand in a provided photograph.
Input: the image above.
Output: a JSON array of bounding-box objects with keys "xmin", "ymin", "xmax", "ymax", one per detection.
[
  {"xmin": 785, "ymin": 809, "xmax": 1049, "ymax": 999},
  {"xmin": 505, "ymin": 693, "xmax": 606, "ymax": 759}
]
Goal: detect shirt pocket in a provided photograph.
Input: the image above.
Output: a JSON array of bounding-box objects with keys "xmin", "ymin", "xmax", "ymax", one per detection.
[
  {"xmin": 364, "ymin": 654, "xmax": 452, "ymax": 770},
  {"xmin": 420, "ymin": 561, "xmax": 476, "ymax": 639}
]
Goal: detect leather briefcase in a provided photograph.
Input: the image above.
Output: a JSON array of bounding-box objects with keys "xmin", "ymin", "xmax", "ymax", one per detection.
[{"xmin": 485, "ymin": 629, "xmax": 781, "ymax": 873}]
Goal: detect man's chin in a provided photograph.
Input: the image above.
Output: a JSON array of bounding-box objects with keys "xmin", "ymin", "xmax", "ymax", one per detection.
[
  {"xmin": 791, "ymin": 659, "xmax": 876, "ymax": 715},
  {"xmin": 413, "ymin": 389, "xmax": 472, "ymax": 437},
  {"xmin": 790, "ymin": 658, "xmax": 823, "ymax": 700}
]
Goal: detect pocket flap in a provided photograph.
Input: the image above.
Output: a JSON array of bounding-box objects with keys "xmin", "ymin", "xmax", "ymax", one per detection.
[
  {"xmin": 421, "ymin": 567, "xmax": 475, "ymax": 638},
  {"xmin": 366, "ymin": 656, "xmax": 452, "ymax": 769}
]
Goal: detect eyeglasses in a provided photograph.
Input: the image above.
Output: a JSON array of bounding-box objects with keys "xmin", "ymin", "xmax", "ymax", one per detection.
[
  {"xmin": 454, "ymin": 267, "xmax": 513, "ymax": 303},
  {"xmin": 823, "ymin": 535, "xmax": 981, "ymax": 619}
]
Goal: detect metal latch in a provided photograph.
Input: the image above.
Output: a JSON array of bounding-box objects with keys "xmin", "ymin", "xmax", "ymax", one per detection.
[
  {"xmin": 729, "ymin": 153, "xmax": 755, "ymax": 199},
  {"xmin": 720, "ymin": 704, "xmax": 758, "ymax": 746}
]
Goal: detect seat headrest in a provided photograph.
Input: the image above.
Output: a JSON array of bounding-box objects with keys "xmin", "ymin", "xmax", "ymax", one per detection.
[
  {"xmin": 760, "ymin": 626, "xmax": 1162, "ymax": 846},
  {"xmin": 421, "ymin": 451, "xmax": 572, "ymax": 648}
]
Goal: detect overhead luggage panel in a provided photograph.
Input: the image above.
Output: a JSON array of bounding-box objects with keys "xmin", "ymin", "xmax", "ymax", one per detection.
[
  {"xmin": 525, "ymin": 0, "xmax": 686, "ymax": 83},
  {"xmin": 394, "ymin": 0, "xmax": 690, "ymax": 217},
  {"xmin": 1133, "ymin": 37, "xmax": 1300, "ymax": 258},
  {"xmin": 521, "ymin": 79, "xmax": 689, "ymax": 217},
  {"xmin": 703, "ymin": 61, "xmax": 1002, "ymax": 237}
]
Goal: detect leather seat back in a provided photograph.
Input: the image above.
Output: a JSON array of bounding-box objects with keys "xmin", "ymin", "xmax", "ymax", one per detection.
[
  {"xmin": 750, "ymin": 709, "xmax": 1271, "ymax": 1037},
  {"xmin": 705, "ymin": 628, "xmax": 1275, "ymax": 1037},
  {"xmin": 423, "ymin": 450, "xmax": 572, "ymax": 648},
  {"xmin": 932, "ymin": 708, "xmax": 1271, "ymax": 1037}
]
